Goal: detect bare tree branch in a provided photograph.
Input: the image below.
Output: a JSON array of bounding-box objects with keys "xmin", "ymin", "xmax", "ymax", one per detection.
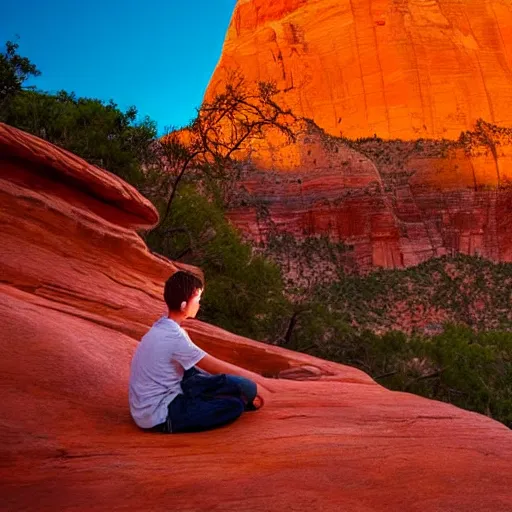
[
  {"xmin": 404, "ymin": 368, "xmax": 446, "ymax": 391},
  {"xmin": 151, "ymin": 74, "xmax": 300, "ymax": 264}
]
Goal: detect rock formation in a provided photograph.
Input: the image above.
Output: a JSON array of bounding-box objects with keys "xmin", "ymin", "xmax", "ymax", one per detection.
[
  {"xmin": 207, "ymin": 0, "xmax": 512, "ymax": 140},
  {"xmin": 203, "ymin": 0, "xmax": 512, "ymax": 269},
  {"xmin": 227, "ymin": 122, "xmax": 512, "ymax": 269},
  {"xmin": 1, "ymin": 123, "xmax": 511, "ymax": 510}
]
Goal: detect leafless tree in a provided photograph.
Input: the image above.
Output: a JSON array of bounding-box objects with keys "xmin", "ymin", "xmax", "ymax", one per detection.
[{"xmin": 155, "ymin": 74, "xmax": 298, "ymax": 229}]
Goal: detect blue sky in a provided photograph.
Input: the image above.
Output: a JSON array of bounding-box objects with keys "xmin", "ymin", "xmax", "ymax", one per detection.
[{"xmin": 1, "ymin": 0, "xmax": 237, "ymax": 133}]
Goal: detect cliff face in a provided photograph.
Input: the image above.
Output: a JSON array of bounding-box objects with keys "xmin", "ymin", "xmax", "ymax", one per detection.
[
  {"xmin": 202, "ymin": 0, "xmax": 512, "ymax": 269},
  {"xmin": 208, "ymin": 0, "xmax": 512, "ymax": 140},
  {"xmin": 227, "ymin": 122, "xmax": 512, "ymax": 269},
  {"xmin": 1, "ymin": 123, "xmax": 511, "ymax": 510}
]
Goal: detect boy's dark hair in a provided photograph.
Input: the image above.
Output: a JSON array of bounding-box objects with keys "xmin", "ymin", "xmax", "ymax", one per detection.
[{"xmin": 164, "ymin": 271, "xmax": 204, "ymax": 311}]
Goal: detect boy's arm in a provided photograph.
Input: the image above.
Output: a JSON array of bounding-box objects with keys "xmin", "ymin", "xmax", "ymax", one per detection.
[{"xmin": 196, "ymin": 354, "xmax": 274, "ymax": 395}]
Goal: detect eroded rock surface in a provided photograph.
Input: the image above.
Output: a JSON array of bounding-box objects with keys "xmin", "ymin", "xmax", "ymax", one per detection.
[
  {"xmin": 205, "ymin": 0, "xmax": 512, "ymax": 270},
  {"xmin": 227, "ymin": 123, "xmax": 512, "ymax": 269},
  {"xmin": 208, "ymin": 0, "xmax": 512, "ymax": 140},
  {"xmin": 1, "ymin": 124, "xmax": 511, "ymax": 510}
]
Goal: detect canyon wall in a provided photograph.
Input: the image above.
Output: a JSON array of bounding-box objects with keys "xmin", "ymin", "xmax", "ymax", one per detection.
[
  {"xmin": 208, "ymin": 0, "xmax": 512, "ymax": 140},
  {"xmin": 204, "ymin": 0, "xmax": 512, "ymax": 269},
  {"xmin": 227, "ymin": 123, "xmax": 512, "ymax": 269}
]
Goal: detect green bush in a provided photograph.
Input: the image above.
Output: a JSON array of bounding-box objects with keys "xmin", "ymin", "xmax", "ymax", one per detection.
[
  {"xmin": 3, "ymin": 89, "xmax": 156, "ymax": 185},
  {"xmin": 416, "ymin": 326, "xmax": 512, "ymax": 426},
  {"xmin": 145, "ymin": 185, "xmax": 289, "ymax": 340},
  {"xmin": 287, "ymin": 314, "xmax": 512, "ymax": 428}
]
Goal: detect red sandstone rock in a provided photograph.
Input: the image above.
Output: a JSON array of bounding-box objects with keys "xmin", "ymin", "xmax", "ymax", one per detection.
[
  {"xmin": 202, "ymin": 0, "xmax": 512, "ymax": 270},
  {"xmin": 208, "ymin": 0, "xmax": 512, "ymax": 140},
  {"xmin": 226, "ymin": 125, "xmax": 512, "ymax": 269},
  {"xmin": 1, "ymin": 123, "xmax": 511, "ymax": 510},
  {"xmin": 197, "ymin": 0, "xmax": 512, "ymax": 270}
]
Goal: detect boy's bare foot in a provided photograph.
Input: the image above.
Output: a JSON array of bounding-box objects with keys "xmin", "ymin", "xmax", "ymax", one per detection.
[{"xmin": 245, "ymin": 394, "xmax": 265, "ymax": 411}]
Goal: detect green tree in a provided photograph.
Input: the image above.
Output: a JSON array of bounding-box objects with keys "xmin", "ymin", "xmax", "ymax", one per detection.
[
  {"xmin": 285, "ymin": 314, "xmax": 512, "ymax": 428},
  {"xmin": 0, "ymin": 40, "xmax": 40, "ymax": 116},
  {"xmin": 145, "ymin": 184, "xmax": 288, "ymax": 340},
  {"xmin": 415, "ymin": 326, "xmax": 512, "ymax": 425},
  {"xmin": 4, "ymin": 88, "xmax": 157, "ymax": 185}
]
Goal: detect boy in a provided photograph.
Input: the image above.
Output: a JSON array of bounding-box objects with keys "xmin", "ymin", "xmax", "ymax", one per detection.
[{"xmin": 129, "ymin": 271, "xmax": 265, "ymax": 433}]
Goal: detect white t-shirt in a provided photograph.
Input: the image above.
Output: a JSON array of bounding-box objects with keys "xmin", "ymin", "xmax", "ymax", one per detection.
[{"xmin": 129, "ymin": 316, "xmax": 206, "ymax": 429}]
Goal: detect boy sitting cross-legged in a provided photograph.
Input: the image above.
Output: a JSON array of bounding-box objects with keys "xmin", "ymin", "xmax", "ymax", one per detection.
[{"xmin": 129, "ymin": 271, "xmax": 266, "ymax": 433}]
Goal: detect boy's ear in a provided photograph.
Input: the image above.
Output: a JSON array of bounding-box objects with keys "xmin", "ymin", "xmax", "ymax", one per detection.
[{"xmin": 180, "ymin": 301, "xmax": 187, "ymax": 311}]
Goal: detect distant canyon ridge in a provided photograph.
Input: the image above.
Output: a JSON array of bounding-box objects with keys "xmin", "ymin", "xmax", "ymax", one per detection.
[{"xmin": 203, "ymin": 0, "xmax": 512, "ymax": 270}]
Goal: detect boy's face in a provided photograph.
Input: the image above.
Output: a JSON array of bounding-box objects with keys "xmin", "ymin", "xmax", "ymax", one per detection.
[{"xmin": 185, "ymin": 288, "xmax": 203, "ymax": 318}]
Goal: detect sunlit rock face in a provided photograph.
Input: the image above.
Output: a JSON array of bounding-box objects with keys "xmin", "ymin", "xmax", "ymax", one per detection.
[
  {"xmin": 206, "ymin": 0, "xmax": 512, "ymax": 269},
  {"xmin": 207, "ymin": 0, "xmax": 512, "ymax": 140},
  {"xmin": 226, "ymin": 123, "xmax": 512, "ymax": 269},
  {"xmin": 1, "ymin": 123, "xmax": 511, "ymax": 510}
]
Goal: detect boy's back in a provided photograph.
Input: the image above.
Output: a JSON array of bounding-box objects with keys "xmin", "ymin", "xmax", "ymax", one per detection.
[{"xmin": 129, "ymin": 316, "xmax": 205, "ymax": 429}]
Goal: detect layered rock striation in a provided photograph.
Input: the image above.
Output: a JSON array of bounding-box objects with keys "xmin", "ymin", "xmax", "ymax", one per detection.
[
  {"xmin": 208, "ymin": 0, "xmax": 512, "ymax": 140},
  {"xmin": 1, "ymin": 124, "xmax": 511, "ymax": 510},
  {"xmin": 204, "ymin": 0, "xmax": 512, "ymax": 269},
  {"xmin": 227, "ymin": 122, "xmax": 512, "ymax": 269}
]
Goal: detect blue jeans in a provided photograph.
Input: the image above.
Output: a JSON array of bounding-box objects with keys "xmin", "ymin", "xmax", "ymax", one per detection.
[
  {"xmin": 155, "ymin": 368, "xmax": 257, "ymax": 433},
  {"xmin": 191, "ymin": 367, "xmax": 257, "ymax": 405},
  {"xmin": 224, "ymin": 374, "xmax": 257, "ymax": 404}
]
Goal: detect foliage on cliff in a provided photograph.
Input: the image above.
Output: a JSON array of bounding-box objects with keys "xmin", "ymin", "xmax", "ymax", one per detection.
[
  {"xmin": 320, "ymin": 254, "xmax": 512, "ymax": 333},
  {"xmin": 317, "ymin": 119, "xmax": 512, "ymax": 191}
]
